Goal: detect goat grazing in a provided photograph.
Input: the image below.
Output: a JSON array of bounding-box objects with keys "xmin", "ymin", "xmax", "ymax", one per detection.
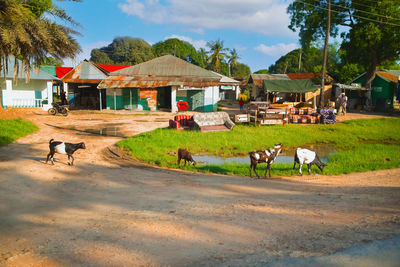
[
  {"xmin": 46, "ymin": 139, "xmax": 86, "ymax": 166},
  {"xmin": 249, "ymin": 143, "xmax": 283, "ymax": 178},
  {"xmin": 292, "ymin": 148, "xmax": 326, "ymax": 175},
  {"xmin": 177, "ymin": 148, "xmax": 197, "ymax": 167}
]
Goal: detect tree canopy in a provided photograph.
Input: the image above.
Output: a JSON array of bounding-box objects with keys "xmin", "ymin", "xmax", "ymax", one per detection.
[
  {"xmin": 0, "ymin": 0, "xmax": 81, "ymax": 80},
  {"xmin": 206, "ymin": 39, "xmax": 228, "ymax": 72},
  {"xmin": 152, "ymin": 38, "xmax": 203, "ymax": 67},
  {"xmin": 90, "ymin": 37, "xmax": 154, "ymax": 65},
  {"xmin": 287, "ymin": 0, "xmax": 400, "ymax": 88}
]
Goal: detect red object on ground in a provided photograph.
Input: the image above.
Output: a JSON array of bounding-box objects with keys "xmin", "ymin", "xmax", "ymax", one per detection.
[
  {"xmin": 177, "ymin": 101, "xmax": 189, "ymax": 111},
  {"xmin": 169, "ymin": 114, "xmax": 194, "ymax": 130}
]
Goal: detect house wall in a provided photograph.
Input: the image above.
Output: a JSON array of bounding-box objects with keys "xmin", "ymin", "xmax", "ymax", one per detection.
[
  {"xmin": 1, "ymin": 79, "xmax": 52, "ymax": 108},
  {"xmin": 139, "ymin": 89, "xmax": 157, "ymax": 111},
  {"xmin": 203, "ymin": 86, "xmax": 219, "ymax": 112},
  {"xmin": 105, "ymin": 88, "xmax": 140, "ymax": 110},
  {"xmin": 353, "ymin": 75, "xmax": 395, "ymax": 108}
]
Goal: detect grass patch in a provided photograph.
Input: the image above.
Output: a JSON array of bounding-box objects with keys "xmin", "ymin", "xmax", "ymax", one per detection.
[
  {"xmin": 118, "ymin": 118, "xmax": 400, "ymax": 176},
  {"xmin": 0, "ymin": 119, "xmax": 38, "ymax": 146}
]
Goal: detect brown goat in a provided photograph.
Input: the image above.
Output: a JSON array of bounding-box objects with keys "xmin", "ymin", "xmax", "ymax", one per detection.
[
  {"xmin": 249, "ymin": 143, "xmax": 283, "ymax": 178},
  {"xmin": 177, "ymin": 148, "xmax": 197, "ymax": 167}
]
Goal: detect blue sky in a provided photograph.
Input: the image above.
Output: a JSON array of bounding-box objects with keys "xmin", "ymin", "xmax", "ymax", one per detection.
[{"xmin": 61, "ymin": 0, "xmax": 299, "ymax": 72}]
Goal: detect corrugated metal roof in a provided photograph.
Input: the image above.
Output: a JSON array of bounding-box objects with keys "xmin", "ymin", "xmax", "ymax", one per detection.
[
  {"xmin": 211, "ymin": 71, "xmax": 240, "ymax": 85},
  {"xmin": 377, "ymin": 71, "xmax": 399, "ymax": 83},
  {"xmin": 40, "ymin": 65, "xmax": 57, "ymax": 77},
  {"xmin": 286, "ymin": 73, "xmax": 317, "ymax": 80},
  {"xmin": 56, "ymin": 67, "xmax": 73, "ymax": 79},
  {"xmin": 97, "ymin": 64, "xmax": 130, "ymax": 73},
  {"xmin": 249, "ymin": 74, "xmax": 289, "ymax": 87},
  {"xmin": 1, "ymin": 57, "xmax": 59, "ymax": 80},
  {"xmin": 62, "ymin": 60, "xmax": 106, "ymax": 83},
  {"xmin": 99, "ymin": 55, "xmax": 221, "ymax": 89}
]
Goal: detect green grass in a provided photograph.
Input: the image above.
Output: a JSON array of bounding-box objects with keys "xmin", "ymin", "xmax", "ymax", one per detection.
[
  {"xmin": 118, "ymin": 118, "xmax": 400, "ymax": 176},
  {"xmin": 0, "ymin": 119, "xmax": 38, "ymax": 146}
]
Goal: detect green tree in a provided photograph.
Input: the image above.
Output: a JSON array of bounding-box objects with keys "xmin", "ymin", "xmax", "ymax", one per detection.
[
  {"xmin": 40, "ymin": 56, "xmax": 63, "ymax": 67},
  {"xmin": 90, "ymin": 37, "xmax": 154, "ymax": 66},
  {"xmin": 152, "ymin": 38, "xmax": 202, "ymax": 66},
  {"xmin": 206, "ymin": 39, "xmax": 228, "ymax": 72},
  {"xmin": 232, "ymin": 62, "xmax": 251, "ymax": 79},
  {"xmin": 254, "ymin": 69, "xmax": 269, "ymax": 74},
  {"xmin": 227, "ymin": 48, "xmax": 240, "ymax": 76},
  {"xmin": 268, "ymin": 46, "xmax": 339, "ymax": 74},
  {"xmin": 288, "ymin": 0, "xmax": 400, "ymax": 89},
  {"xmin": 198, "ymin": 48, "xmax": 208, "ymax": 68},
  {"xmin": 0, "ymin": 0, "xmax": 81, "ymax": 108},
  {"xmin": 90, "ymin": 49, "xmax": 114, "ymax": 64}
]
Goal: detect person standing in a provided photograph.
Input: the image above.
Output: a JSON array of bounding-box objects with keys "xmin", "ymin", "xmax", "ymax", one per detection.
[
  {"xmin": 239, "ymin": 98, "xmax": 244, "ymax": 111},
  {"xmin": 337, "ymin": 92, "xmax": 348, "ymax": 115}
]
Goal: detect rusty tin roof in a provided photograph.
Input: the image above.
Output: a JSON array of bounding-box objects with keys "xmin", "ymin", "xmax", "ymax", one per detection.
[
  {"xmin": 248, "ymin": 74, "xmax": 290, "ymax": 87},
  {"xmin": 98, "ymin": 55, "xmax": 221, "ymax": 89},
  {"xmin": 62, "ymin": 60, "xmax": 107, "ymax": 83}
]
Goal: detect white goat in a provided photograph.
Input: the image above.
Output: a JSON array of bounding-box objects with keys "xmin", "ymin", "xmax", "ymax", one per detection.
[{"xmin": 292, "ymin": 148, "xmax": 326, "ymax": 175}]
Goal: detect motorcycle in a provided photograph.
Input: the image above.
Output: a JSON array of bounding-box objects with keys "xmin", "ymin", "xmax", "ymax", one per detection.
[{"xmin": 48, "ymin": 102, "xmax": 69, "ymax": 116}]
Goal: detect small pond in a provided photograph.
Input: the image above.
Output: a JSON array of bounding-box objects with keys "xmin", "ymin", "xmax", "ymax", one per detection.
[{"xmin": 193, "ymin": 144, "xmax": 336, "ymax": 165}]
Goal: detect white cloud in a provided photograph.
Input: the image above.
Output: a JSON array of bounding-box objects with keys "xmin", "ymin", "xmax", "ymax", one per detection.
[
  {"xmin": 118, "ymin": 0, "xmax": 294, "ymax": 36},
  {"xmin": 164, "ymin": 35, "xmax": 207, "ymax": 50},
  {"xmin": 255, "ymin": 43, "xmax": 298, "ymax": 57},
  {"xmin": 63, "ymin": 41, "xmax": 110, "ymax": 67}
]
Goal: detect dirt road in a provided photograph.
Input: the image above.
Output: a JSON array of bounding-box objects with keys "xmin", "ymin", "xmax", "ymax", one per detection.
[{"xmin": 1, "ymin": 110, "xmax": 399, "ymax": 266}]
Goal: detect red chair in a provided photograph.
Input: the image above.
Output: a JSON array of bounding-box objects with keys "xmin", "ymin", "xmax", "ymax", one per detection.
[
  {"xmin": 169, "ymin": 114, "xmax": 194, "ymax": 130},
  {"xmin": 177, "ymin": 100, "xmax": 189, "ymax": 111}
]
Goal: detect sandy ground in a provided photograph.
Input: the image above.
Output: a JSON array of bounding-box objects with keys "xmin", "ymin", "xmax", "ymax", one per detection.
[{"xmin": 0, "ymin": 109, "xmax": 399, "ymax": 266}]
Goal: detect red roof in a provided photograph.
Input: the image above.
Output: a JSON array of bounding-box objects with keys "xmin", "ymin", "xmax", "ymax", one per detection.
[
  {"xmin": 56, "ymin": 67, "xmax": 73, "ymax": 79},
  {"xmin": 97, "ymin": 64, "xmax": 130, "ymax": 72},
  {"xmin": 286, "ymin": 73, "xmax": 319, "ymax": 80}
]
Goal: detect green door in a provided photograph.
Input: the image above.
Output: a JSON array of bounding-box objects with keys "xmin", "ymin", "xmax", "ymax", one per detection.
[
  {"xmin": 187, "ymin": 90, "xmax": 204, "ymax": 111},
  {"xmin": 122, "ymin": 88, "xmax": 138, "ymax": 109}
]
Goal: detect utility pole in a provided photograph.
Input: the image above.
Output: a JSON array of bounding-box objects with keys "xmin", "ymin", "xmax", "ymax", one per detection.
[
  {"xmin": 298, "ymin": 48, "xmax": 302, "ymax": 72},
  {"xmin": 320, "ymin": 0, "xmax": 331, "ymax": 108}
]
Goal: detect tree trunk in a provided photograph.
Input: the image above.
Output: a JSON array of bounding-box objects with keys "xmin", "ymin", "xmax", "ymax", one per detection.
[
  {"xmin": 320, "ymin": 0, "xmax": 331, "ymax": 108},
  {"xmin": 362, "ymin": 54, "xmax": 378, "ymax": 90}
]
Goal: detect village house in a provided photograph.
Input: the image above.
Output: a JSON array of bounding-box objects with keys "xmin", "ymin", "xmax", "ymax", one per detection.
[
  {"xmin": 60, "ymin": 60, "xmax": 130, "ymax": 109},
  {"xmin": 351, "ymin": 70, "xmax": 400, "ymax": 111},
  {"xmin": 1, "ymin": 57, "xmax": 58, "ymax": 110},
  {"xmin": 97, "ymin": 55, "xmax": 223, "ymax": 112},
  {"xmin": 248, "ymin": 73, "xmax": 333, "ymax": 106}
]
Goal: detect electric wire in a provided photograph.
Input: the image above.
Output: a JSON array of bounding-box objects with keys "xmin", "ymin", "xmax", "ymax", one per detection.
[{"xmin": 294, "ymin": 0, "xmax": 400, "ymax": 27}]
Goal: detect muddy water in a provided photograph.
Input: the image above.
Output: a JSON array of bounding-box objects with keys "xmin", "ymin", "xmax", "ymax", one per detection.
[{"xmin": 193, "ymin": 144, "xmax": 336, "ymax": 165}]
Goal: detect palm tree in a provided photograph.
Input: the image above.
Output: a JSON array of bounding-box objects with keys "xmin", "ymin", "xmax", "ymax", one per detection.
[
  {"xmin": 0, "ymin": 0, "xmax": 81, "ymax": 108},
  {"xmin": 227, "ymin": 48, "xmax": 240, "ymax": 77},
  {"xmin": 206, "ymin": 39, "xmax": 228, "ymax": 72},
  {"xmin": 198, "ymin": 48, "xmax": 208, "ymax": 68}
]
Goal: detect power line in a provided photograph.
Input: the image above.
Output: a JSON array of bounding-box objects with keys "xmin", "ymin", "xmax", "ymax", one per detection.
[
  {"xmin": 295, "ymin": 0, "xmax": 400, "ymax": 27},
  {"xmin": 317, "ymin": 0, "xmax": 400, "ymax": 22}
]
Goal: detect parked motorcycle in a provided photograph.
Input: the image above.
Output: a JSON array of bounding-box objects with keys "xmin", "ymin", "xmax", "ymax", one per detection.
[{"xmin": 48, "ymin": 102, "xmax": 69, "ymax": 116}]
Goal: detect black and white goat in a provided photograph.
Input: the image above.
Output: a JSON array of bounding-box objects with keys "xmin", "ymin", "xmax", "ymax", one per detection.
[
  {"xmin": 177, "ymin": 148, "xmax": 197, "ymax": 167},
  {"xmin": 249, "ymin": 143, "xmax": 283, "ymax": 178},
  {"xmin": 46, "ymin": 139, "xmax": 86, "ymax": 166},
  {"xmin": 292, "ymin": 148, "xmax": 326, "ymax": 175}
]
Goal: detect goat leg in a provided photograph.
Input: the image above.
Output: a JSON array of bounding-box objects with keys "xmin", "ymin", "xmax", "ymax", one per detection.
[
  {"xmin": 46, "ymin": 153, "xmax": 51, "ymax": 164},
  {"xmin": 299, "ymin": 163, "xmax": 303, "ymax": 176},
  {"xmin": 291, "ymin": 161, "xmax": 296, "ymax": 175},
  {"xmin": 308, "ymin": 164, "xmax": 311, "ymax": 174},
  {"xmin": 177, "ymin": 158, "xmax": 181, "ymax": 167},
  {"xmin": 253, "ymin": 164, "xmax": 259, "ymax": 178},
  {"xmin": 249, "ymin": 164, "xmax": 252, "ymax": 177},
  {"xmin": 70, "ymin": 155, "xmax": 74, "ymax": 166}
]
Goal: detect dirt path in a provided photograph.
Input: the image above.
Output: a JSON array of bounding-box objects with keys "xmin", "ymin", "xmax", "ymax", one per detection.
[{"xmin": 0, "ymin": 110, "xmax": 399, "ymax": 266}]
